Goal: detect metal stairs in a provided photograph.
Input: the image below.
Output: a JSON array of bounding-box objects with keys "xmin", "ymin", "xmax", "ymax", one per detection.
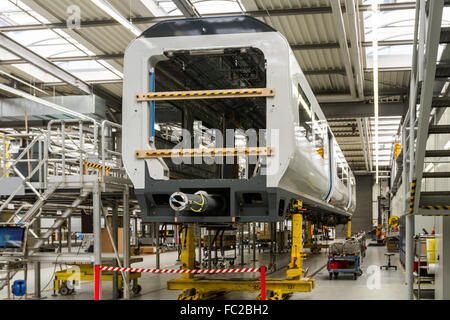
[
  {"xmin": 29, "ymin": 191, "xmax": 90, "ymax": 252},
  {"xmin": 0, "ymin": 188, "xmax": 90, "ymax": 291},
  {"xmin": 404, "ymin": 1, "xmax": 450, "ymax": 216}
]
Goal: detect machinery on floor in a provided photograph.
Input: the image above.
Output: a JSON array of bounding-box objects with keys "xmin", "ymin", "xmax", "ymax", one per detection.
[{"xmin": 327, "ymin": 232, "xmax": 366, "ymax": 280}]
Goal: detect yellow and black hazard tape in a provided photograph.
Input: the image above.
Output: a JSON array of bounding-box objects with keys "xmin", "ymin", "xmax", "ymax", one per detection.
[
  {"xmin": 135, "ymin": 88, "xmax": 275, "ymax": 102},
  {"xmin": 421, "ymin": 205, "xmax": 450, "ymax": 211},
  {"xmin": 145, "ymin": 90, "xmax": 262, "ymax": 98},
  {"xmin": 408, "ymin": 178, "xmax": 417, "ymax": 214},
  {"xmin": 83, "ymin": 161, "xmax": 111, "ymax": 172}
]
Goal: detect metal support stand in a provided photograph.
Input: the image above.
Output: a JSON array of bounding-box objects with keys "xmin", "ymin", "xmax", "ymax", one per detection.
[
  {"xmin": 181, "ymin": 225, "xmax": 195, "ymax": 280},
  {"xmin": 207, "ymin": 229, "xmax": 212, "ymax": 269},
  {"xmin": 93, "ymin": 181, "xmax": 102, "ymax": 300},
  {"xmin": 33, "ymin": 218, "xmax": 41, "ymax": 299},
  {"xmin": 156, "ymin": 222, "xmax": 160, "ymax": 269},
  {"xmin": 167, "ymin": 204, "xmax": 314, "ymax": 300},
  {"xmin": 112, "ymin": 202, "xmax": 119, "ymax": 299},
  {"xmin": 287, "ymin": 212, "xmax": 304, "ymax": 280},
  {"xmin": 252, "ymin": 222, "xmax": 257, "ymax": 263},
  {"xmin": 306, "ymin": 220, "xmax": 312, "ymax": 246},
  {"xmin": 58, "ymin": 227, "xmax": 62, "ymax": 253},
  {"xmin": 347, "ymin": 218, "xmax": 352, "ymax": 239},
  {"xmin": 197, "ymin": 225, "xmax": 202, "ymax": 266},
  {"xmin": 68, "ymin": 216, "xmax": 72, "ymax": 253},
  {"xmin": 248, "ymin": 223, "xmax": 251, "ymax": 254},
  {"xmin": 406, "ymin": 214, "xmax": 414, "ymax": 300},
  {"xmin": 240, "ymin": 224, "xmax": 245, "ymax": 266},
  {"xmin": 123, "ymin": 185, "xmax": 130, "ymax": 300}
]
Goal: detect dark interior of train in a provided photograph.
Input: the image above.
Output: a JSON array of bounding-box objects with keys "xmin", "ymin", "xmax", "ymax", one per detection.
[{"xmin": 153, "ymin": 47, "xmax": 267, "ymax": 179}]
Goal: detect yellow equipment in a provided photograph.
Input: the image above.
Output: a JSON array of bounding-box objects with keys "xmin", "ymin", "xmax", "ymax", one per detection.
[
  {"xmin": 347, "ymin": 218, "xmax": 352, "ymax": 238},
  {"xmin": 394, "ymin": 143, "xmax": 401, "ymax": 159},
  {"xmin": 168, "ymin": 199, "xmax": 315, "ymax": 300},
  {"xmin": 388, "ymin": 216, "xmax": 400, "ymax": 230},
  {"xmin": 303, "ymin": 220, "xmax": 329, "ymax": 253},
  {"xmin": 53, "ymin": 264, "xmax": 141, "ymax": 297}
]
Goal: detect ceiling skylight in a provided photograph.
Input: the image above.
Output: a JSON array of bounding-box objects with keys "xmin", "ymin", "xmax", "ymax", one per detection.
[{"xmin": 0, "ymin": 0, "xmax": 123, "ymax": 83}]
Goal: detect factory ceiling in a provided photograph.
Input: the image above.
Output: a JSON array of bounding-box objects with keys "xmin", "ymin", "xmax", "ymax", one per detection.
[{"xmin": 1, "ymin": 0, "xmax": 449, "ymax": 175}]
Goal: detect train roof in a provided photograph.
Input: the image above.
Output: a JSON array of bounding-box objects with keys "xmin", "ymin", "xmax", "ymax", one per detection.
[{"xmin": 140, "ymin": 15, "xmax": 276, "ymax": 38}]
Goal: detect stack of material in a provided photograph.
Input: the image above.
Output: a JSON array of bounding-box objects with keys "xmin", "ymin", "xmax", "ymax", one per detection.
[
  {"xmin": 330, "ymin": 239, "xmax": 361, "ymax": 256},
  {"xmin": 330, "ymin": 242, "xmax": 344, "ymax": 256},
  {"xmin": 343, "ymin": 240, "xmax": 361, "ymax": 255}
]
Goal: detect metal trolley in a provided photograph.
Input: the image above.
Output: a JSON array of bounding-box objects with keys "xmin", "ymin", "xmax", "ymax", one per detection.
[{"xmin": 327, "ymin": 255, "xmax": 362, "ymax": 280}]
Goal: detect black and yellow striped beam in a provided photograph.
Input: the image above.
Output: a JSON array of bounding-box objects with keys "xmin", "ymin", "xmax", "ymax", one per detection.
[
  {"xmin": 135, "ymin": 147, "xmax": 274, "ymax": 159},
  {"xmin": 421, "ymin": 205, "xmax": 450, "ymax": 210},
  {"xmin": 83, "ymin": 161, "xmax": 111, "ymax": 171},
  {"xmin": 135, "ymin": 88, "xmax": 275, "ymax": 102},
  {"xmin": 408, "ymin": 179, "xmax": 417, "ymax": 214}
]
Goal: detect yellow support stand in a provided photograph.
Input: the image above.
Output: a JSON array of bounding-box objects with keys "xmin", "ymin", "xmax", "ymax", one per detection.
[
  {"xmin": 180, "ymin": 225, "xmax": 196, "ymax": 280},
  {"xmin": 287, "ymin": 212, "xmax": 304, "ymax": 279},
  {"xmin": 347, "ymin": 218, "xmax": 352, "ymax": 238},
  {"xmin": 303, "ymin": 219, "xmax": 328, "ymax": 253},
  {"xmin": 169, "ymin": 209, "xmax": 315, "ymax": 300},
  {"xmin": 306, "ymin": 220, "xmax": 312, "ymax": 245}
]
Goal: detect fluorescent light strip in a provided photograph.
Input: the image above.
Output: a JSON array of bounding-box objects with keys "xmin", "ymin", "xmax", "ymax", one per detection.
[
  {"xmin": 372, "ymin": 0, "xmax": 379, "ymax": 183},
  {"xmin": 90, "ymin": 0, "xmax": 142, "ymax": 36}
]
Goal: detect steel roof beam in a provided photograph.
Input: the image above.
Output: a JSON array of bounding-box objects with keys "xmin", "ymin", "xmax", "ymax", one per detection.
[
  {"xmin": 172, "ymin": 0, "xmax": 200, "ymax": 17},
  {"xmin": 331, "ymin": 0, "xmax": 356, "ymax": 98},
  {"xmin": 321, "ymin": 101, "xmax": 408, "ymax": 118},
  {"xmin": 0, "ymin": 2, "xmax": 420, "ymax": 32},
  {"xmin": 345, "ymin": 0, "xmax": 364, "ymax": 99},
  {"xmin": 0, "ymin": 53, "xmax": 124, "ymax": 65},
  {"xmin": 0, "ymin": 33, "xmax": 92, "ymax": 95}
]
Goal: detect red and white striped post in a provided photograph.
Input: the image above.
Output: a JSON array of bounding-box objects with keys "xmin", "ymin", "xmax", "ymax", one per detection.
[{"xmin": 94, "ymin": 266, "xmax": 266, "ymax": 300}]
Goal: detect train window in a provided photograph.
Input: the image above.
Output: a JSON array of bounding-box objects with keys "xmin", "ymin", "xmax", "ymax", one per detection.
[{"xmin": 298, "ymin": 85, "xmax": 313, "ymax": 142}]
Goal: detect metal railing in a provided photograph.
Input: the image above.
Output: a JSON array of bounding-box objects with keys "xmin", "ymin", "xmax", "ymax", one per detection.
[{"xmin": 0, "ymin": 118, "xmax": 125, "ymax": 216}]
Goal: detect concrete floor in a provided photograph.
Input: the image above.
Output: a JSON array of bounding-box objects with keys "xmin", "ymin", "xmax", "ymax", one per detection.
[{"xmin": 0, "ymin": 242, "xmax": 408, "ymax": 300}]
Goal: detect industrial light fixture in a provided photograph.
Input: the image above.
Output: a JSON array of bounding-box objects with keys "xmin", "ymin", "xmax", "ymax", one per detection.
[
  {"xmin": 90, "ymin": 0, "xmax": 142, "ymax": 36},
  {"xmin": 372, "ymin": 0, "xmax": 379, "ymax": 183},
  {"xmin": 0, "ymin": 83, "xmax": 96, "ymax": 122}
]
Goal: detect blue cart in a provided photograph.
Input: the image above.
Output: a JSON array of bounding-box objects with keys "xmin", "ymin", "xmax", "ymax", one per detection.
[{"xmin": 327, "ymin": 255, "xmax": 362, "ymax": 280}]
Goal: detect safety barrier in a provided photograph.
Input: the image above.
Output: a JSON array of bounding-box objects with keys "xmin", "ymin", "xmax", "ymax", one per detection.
[{"xmin": 94, "ymin": 265, "xmax": 266, "ymax": 300}]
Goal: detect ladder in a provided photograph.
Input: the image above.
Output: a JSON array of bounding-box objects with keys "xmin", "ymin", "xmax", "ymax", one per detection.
[{"xmin": 403, "ymin": 0, "xmax": 450, "ymax": 216}]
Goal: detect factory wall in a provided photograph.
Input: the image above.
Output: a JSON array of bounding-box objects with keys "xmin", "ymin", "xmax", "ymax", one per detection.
[{"xmin": 335, "ymin": 175, "xmax": 373, "ymax": 238}]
